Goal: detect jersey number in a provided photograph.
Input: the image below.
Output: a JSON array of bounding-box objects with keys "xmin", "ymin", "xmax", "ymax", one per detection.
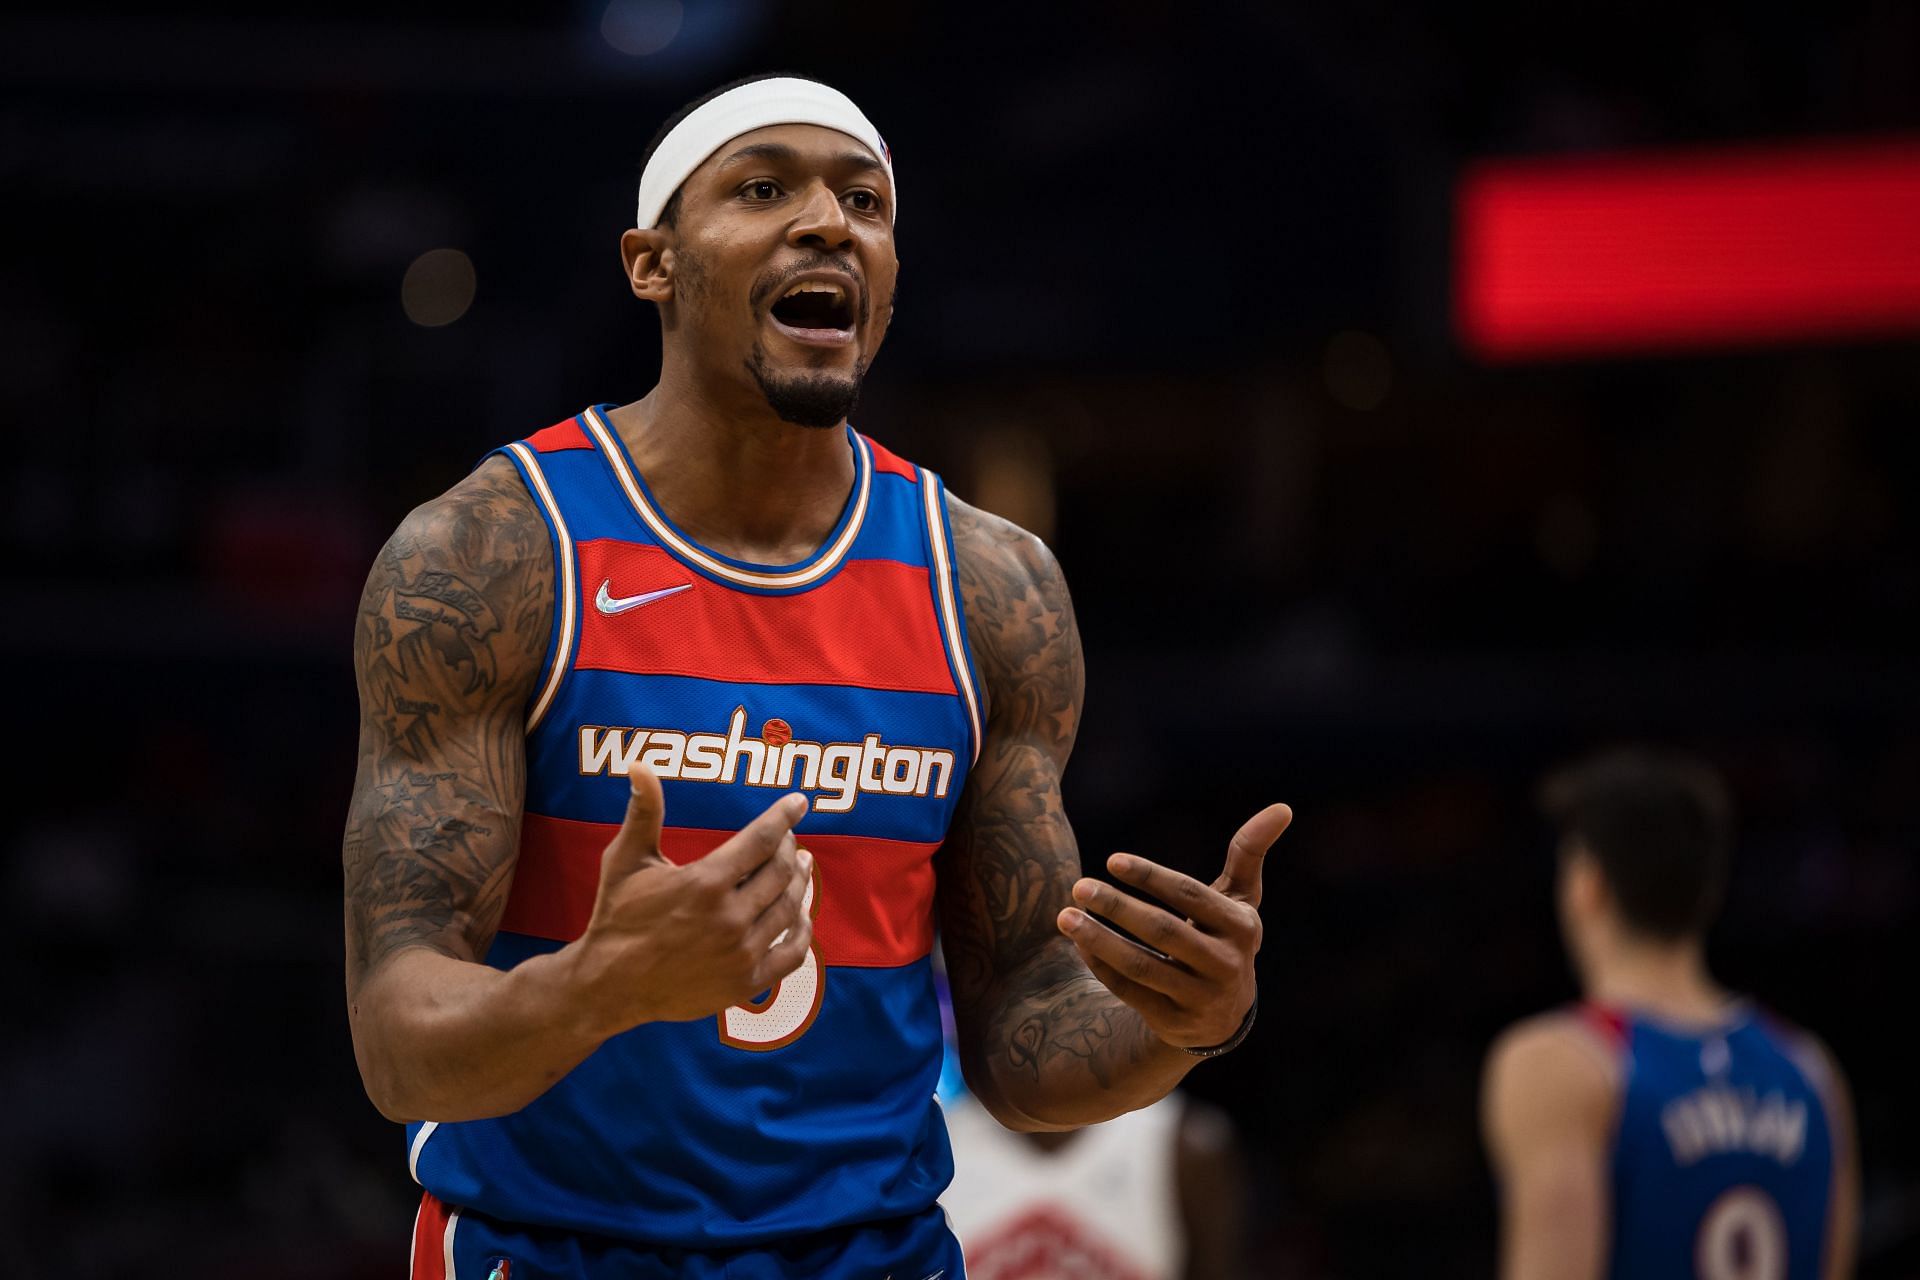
[
  {"xmin": 1696, "ymin": 1186, "xmax": 1787, "ymax": 1280},
  {"xmin": 719, "ymin": 858, "xmax": 824, "ymax": 1051}
]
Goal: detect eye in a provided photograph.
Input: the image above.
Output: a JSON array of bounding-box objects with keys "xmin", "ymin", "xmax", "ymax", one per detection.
[
  {"xmin": 845, "ymin": 189, "xmax": 881, "ymax": 213},
  {"xmin": 741, "ymin": 179, "xmax": 783, "ymax": 201}
]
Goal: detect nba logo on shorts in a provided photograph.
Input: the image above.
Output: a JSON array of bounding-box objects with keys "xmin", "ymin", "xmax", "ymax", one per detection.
[{"xmin": 484, "ymin": 1258, "xmax": 511, "ymax": 1280}]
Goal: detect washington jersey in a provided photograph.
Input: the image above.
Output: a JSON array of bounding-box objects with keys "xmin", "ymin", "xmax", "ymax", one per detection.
[
  {"xmin": 403, "ymin": 405, "xmax": 984, "ymax": 1249},
  {"xmin": 1587, "ymin": 1002, "xmax": 1837, "ymax": 1280},
  {"xmin": 940, "ymin": 1092, "xmax": 1186, "ymax": 1280}
]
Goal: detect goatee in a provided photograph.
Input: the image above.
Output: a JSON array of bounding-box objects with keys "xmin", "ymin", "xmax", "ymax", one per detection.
[{"xmin": 746, "ymin": 341, "xmax": 867, "ymax": 429}]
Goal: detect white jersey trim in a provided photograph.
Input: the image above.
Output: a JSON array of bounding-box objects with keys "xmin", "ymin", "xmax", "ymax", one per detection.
[
  {"xmin": 922, "ymin": 474, "xmax": 982, "ymax": 763},
  {"xmin": 581, "ymin": 406, "xmax": 872, "ymax": 591},
  {"xmin": 504, "ymin": 442, "xmax": 577, "ymax": 734},
  {"xmin": 408, "ymin": 1120, "xmax": 440, "ymax": 1185}
]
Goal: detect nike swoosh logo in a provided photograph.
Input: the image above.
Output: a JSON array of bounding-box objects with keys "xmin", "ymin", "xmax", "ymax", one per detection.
[{"xmin": 595, "ymin": 580, "xmax": 693, "ymax": 615}]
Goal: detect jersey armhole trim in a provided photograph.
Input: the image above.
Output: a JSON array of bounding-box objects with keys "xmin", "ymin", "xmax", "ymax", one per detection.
[
  {"xmin": 920, "ymin": 471, "xmax": 983, "ymax": 765},
  {"xmin": 499, "ymin": 442, "xmax": 578, "ymax": 734},
  {"xmin": 407, "ymin": 1119, "xmax": 439, "ymax": 1185}
]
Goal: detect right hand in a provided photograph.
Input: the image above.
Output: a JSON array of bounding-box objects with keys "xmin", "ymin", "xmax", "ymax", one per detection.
[{"xmin": 567, "ymin": 763, "xmax": 815, "ymax": 1036}]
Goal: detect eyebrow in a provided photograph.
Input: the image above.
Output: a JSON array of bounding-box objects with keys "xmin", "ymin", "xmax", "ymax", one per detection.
[{"xmin": 714, "ymin": 141, "xmax": 885, "ymax": 176}]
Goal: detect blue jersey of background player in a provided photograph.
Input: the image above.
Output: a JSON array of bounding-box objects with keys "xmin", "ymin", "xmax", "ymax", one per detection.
[{"xmin": 1482, "ymin": 749, "xmax": 1859, "ymax": 1280}]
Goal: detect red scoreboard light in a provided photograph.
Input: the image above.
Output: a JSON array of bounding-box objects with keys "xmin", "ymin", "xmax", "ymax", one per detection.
[{"xmin": 1455, "ymin": 137, "xmax": 1920, "ymax": 361}]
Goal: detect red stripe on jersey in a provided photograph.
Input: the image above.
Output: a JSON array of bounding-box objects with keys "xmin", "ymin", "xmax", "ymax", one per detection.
[
  {"xmin": 862, "ymin": 435, "xmax": 919, "ymax": 482},
  {"xmin": 502, "ymin": 812, "xmax": 938, "ymax": 967},
  {"xmin": 573, "ymin": 540, "xmax": 957, "ymax": 694},
  {"xmin": 412, "ymin": 1192, "xmax": 453, "ymax": 1279},
  {"xmin": 527, "ymin": 418, "xmax": 594, "ymax": 453}
]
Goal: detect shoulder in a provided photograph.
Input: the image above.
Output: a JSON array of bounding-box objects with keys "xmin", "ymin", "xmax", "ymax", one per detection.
[
  {"xmin": 1487, "ymin": 1010, "xmax": 1624, "ymax": 1087},
  {"xmin": 387, "ymin": 454, "xmax": 546, "ymax": 567},
  {"xmin": 1760, "ymin": 1012, "xmax": 1853, "ymax": 1119},
  {"xmin": 942, "ymin": 491, "xmax": 1080, "ymax": 723},
  {"xmin": 356, "ymin": 455, "xmax": 553, "ymax": 689},
  {"xmin": 944, "ymin": 490, "xmax": 1066, "ymax": 608},
  {"xmin": 377, "ymin": 455, "xmax": 550, "ymax": 598},
  {"xmin": 1483, "ymin": 1011, "xmax": 1622, "ymax": 1146}
]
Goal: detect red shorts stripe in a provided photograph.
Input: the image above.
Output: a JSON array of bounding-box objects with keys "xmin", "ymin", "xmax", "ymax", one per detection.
[
  {"xmin": 412, "ymin": 1191, "xmax": 453, "ymax": 1279},
  {"xmin": 573, "ymin": 541, "xmax": 956, "ymax": 695},
  {"xmin": 500, "ymin": 813, "xmax": 938, "ymax": 967},
  {"xmin": 527, "ymin": 417, "xmax": 594, "ymax": 453},
  {"xmin": 862, "ymin": 434, "xmax": 920, "ymax": 482}
]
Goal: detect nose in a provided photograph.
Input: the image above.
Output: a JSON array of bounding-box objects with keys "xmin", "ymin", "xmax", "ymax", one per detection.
[{"xmin": 786, "ymin": 180, "xmax": 854, "ymax": 252}]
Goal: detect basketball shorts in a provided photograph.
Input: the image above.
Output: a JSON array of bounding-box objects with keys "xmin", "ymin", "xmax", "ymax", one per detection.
[{"xmin": 410, "ymin": 1191, "xmax": 966, "ymax": 1280}]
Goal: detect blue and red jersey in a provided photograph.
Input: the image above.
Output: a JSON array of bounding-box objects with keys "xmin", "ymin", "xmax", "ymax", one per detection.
[
  {"xmin": 1585, "ymin": 1001, "xmax": 1838, "ymax": 1280},
  {"xmin": 403, "ymin": 405, "xmax": 983, "ymax": 1251}
]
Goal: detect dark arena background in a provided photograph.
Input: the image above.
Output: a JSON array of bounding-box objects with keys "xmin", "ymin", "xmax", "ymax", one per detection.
[{"xmin": 5, "ymin": 3, "xmax": 1918, "ymax": 1276}]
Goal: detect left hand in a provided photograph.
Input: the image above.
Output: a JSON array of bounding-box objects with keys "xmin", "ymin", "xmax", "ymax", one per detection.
[{"xmin": 1056, "ymin": 802, "xmax": 1292, "ymax": 1050}]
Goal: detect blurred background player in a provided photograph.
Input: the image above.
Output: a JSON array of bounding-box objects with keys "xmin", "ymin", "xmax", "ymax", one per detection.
[
  {"xmin": 936, "ymin": 979, "xmax": 1248, "ymax": 1280},
  {"xmin": 1482, "ymin": 749, "xmax": 1859, "ymax": 1280}
]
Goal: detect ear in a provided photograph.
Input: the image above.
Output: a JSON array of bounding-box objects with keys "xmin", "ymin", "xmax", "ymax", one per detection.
[
  {"xmin": 1563, "ymin": 844, "xmax": 1608, "ymax": 921},
  {"xmin": 620, "ymin": 227, "xmax": 674, "ymax": 303}
]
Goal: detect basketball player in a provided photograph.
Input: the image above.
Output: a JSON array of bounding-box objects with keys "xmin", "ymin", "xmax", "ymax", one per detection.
[
  {"xmin": 342, "ymin": 75, "xmax": 1282, "ymax": 1279},
  {"xmin": 940, "ymin": 1088, "xmax": 1246, "ymax": 1280},
  {"xmin": 1482, "ymin": 749, "xmax": 1859, "ymax": 1280}
]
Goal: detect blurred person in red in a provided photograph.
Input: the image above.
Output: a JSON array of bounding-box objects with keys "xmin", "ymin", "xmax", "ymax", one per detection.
[
  {"xmin": 340, "ymin": 72, "xmax": 1281, "ymax": 1279},
  {"xmin": 1482, "ymin": 749, "xmax": 1859, "ymax": 1280},
  {"xmin": 942, "ymin": 1081, "xmax": 1245, "ymax": 1280}
]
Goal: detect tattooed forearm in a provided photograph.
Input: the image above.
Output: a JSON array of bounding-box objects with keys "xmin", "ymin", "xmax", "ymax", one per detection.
[
  {"xmin": 1005, "ymin": 970, "xmax": 1149, "ymax": 1086},
  {"xmin": 937, "ymin": 494, "xmax": 1187, "ymax": 1127},
  {"xmin": 343, "ymin": 457, "xmax": 552, "ymax": 996}
]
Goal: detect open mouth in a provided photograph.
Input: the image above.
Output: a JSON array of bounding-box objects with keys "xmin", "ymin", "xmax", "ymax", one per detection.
[{"xmin": 768, "ymin": 280, "xmax": 855, "ymax": 339}]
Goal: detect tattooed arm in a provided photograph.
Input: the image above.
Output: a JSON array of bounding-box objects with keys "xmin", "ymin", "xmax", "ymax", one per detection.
[
  {"xmin": 342, "ymin": 457, "xmax": 595, "ymax": 1123},
  {"xmin": 345, "ymin": 459, "xmax": 815, "ymax": 1125},
  {"xmin": 936, "ymin": 495, "xmax": 1287, "ymax": 1131}
]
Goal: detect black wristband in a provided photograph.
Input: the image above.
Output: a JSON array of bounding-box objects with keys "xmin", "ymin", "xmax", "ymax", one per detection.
[{"xmin": 1183, "ymin": 993, "xmax": 1258, "ymax": 1058}]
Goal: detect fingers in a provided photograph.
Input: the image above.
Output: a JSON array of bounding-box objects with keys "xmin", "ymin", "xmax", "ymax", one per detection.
[
  {"xmin": 1057, "ymin": 906, "xmax": 1207, "ymax": 1003},
  {"xmin": 705, "ymin": 792, "xmax": 810, "ymax": 884},
  {"xmin": 745, "ymin": 888, "xmax": 812, "ymax": 963},
  {"xmin": 753, "ymin": 913, "xmax": 816, "ymax": 990},
  {"xmin": 1081, "ymin": 951, "xmax": 1181, "ymax": 1024},
  {"xmin": 745, "ymin": 851, "xmax": 816, "ymax": 987},
  {"xmin": 1105, "ymin": 854, "xmax": 1263, "ymax": 942},
  {"xmin": 1214, "ymin": 802, "xmax": 1292, "ymax": 907},
  {"xmin": 733, "ymin": 828, "xmax": 799, "ymax": 903},
  {"xmin": 1069, "ymin": 876, "xmax": 1233, "ymax": 975},
  {"xmin": 741, "ymin": 843, "xmax": 811, "ymax": 939},
  {"xmin": 600, "ymin": 763, "xmax": 668, "ymax": 881}
]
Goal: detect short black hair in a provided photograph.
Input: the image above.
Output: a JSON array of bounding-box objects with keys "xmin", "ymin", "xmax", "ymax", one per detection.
[
  {"xmin": 1540, "ymin": 748, "xmax": 1733, "ymax": 940},
  {"xmin": 640, "ymin": 70, "xmax": 826, "ymax": 229}
]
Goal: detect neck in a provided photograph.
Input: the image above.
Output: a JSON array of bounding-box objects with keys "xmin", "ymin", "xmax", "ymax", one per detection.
[
  {"xmin": 605, "ymin": 349, "xmax": 856, "ymax": 565},
  {"xmin": 1582, "ymin": 933, "xmax": 1729, "ymax": 1023}
]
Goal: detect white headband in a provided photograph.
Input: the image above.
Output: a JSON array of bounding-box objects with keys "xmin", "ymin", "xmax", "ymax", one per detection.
[{"xmin": 635, "ymin": 77, "xmax": 895, "ymax": 230}]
